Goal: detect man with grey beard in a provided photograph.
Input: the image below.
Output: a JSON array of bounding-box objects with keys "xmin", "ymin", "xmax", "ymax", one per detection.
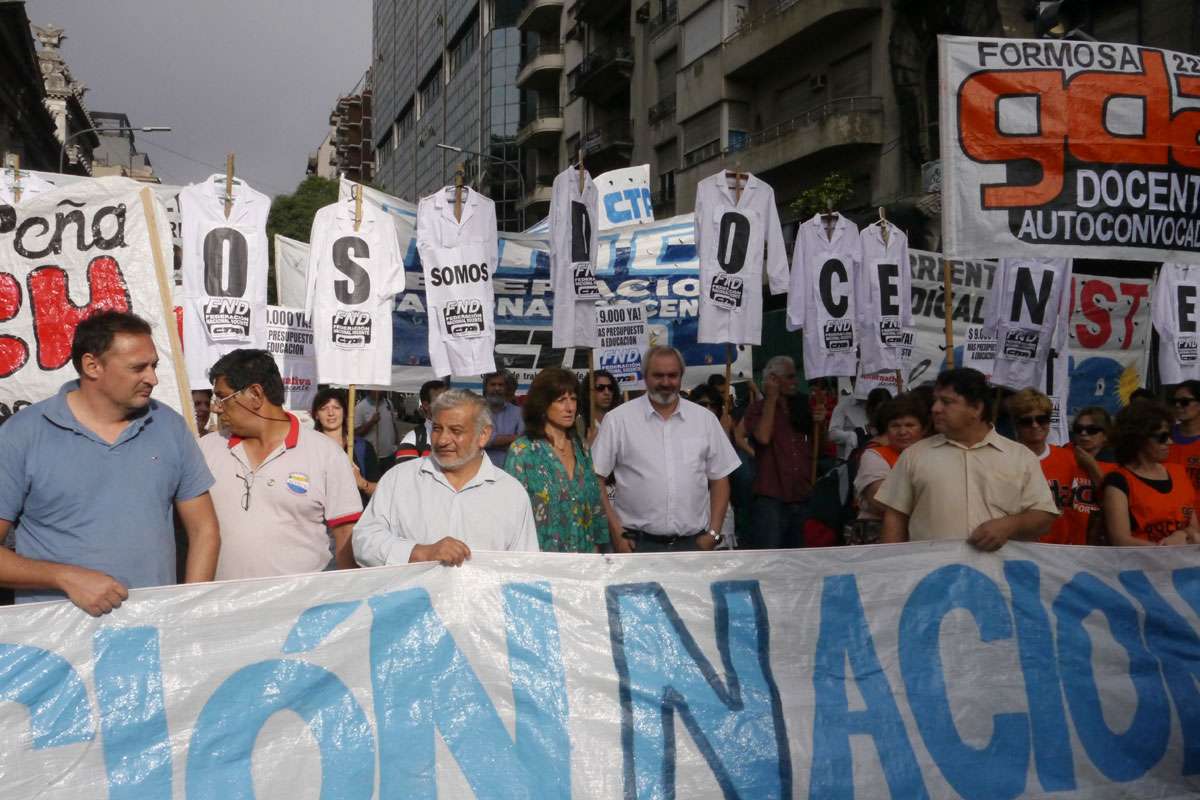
[
  {"xmin": 592, "ymin": 346, "xmax": 740, "ymax": 553},
  {"xmin": 482, "ymin": 369, "xmax": 523, "ymax": 468},
  {"xmin": 352, "ymin": 389, "xmax": 538, "ymax": 566}
]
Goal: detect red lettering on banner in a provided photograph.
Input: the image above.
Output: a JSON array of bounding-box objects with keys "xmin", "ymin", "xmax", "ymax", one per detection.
[
  {"xmin": 1068, "ymin": 51, "xmax": 1172, "ymax": 166},
  {"xmin": 1076, "ymin": 279, "xmax": 1115, "ymax": 349},
  {"xmin": 27, "ymin": 256, "xmax": 132, "ymax": 370},
  {"xmin": 0, "ymin": 273, "xmax": 29, "ymax": 378},
  {"xmin": 1121, "ymin": 282, "xmax": 1150, "ymax": 348},
  {"xmin": 1173, "ymin": 76, "xmax": 1200, "ymax": 169}
]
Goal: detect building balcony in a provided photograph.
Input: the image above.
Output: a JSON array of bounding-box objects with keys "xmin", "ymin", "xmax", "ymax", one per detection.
[
  {"xmin": 712, "ymin": 95, "xmax": 883, "ymax": 173},
  {"xmin": 516, "ymin": 107, "xmax": 565, "ymax": 149},
  {"xmin": 518, "ymin": 0, "xmax": 564, "ymax": 33},
  {"xmin": 647, "ymin": 93, "xmax": 676, "ymax": 126},
  {"xmin": 519, "ymin": 175, "xmax": 555, "ymax": 210},
  {"xmin": 516, "ymin": 43, "xmax": 565, "ymax": 91},
  {"xmin": 571, "ymin": 0, "xmax": 630, "ymax": 30},
  {"xmin": 722, "ymin": 0, "xmax": 881, "ymax": 79},
  {"xmin": 647, "ymin": 1, "xmax": 677, "ymax": 39},
  {"xmin": 567, "ymin": 41, "xmax": 634, "ymax": 104},
  {"xmin": 581, "ymin": 118, "xmax": 634, "ymax": 164}
]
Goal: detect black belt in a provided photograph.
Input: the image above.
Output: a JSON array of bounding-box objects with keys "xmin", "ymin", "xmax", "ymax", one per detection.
[{"xmin": 623, "ymin": 528, "xmax": 702, "ymax": 544}]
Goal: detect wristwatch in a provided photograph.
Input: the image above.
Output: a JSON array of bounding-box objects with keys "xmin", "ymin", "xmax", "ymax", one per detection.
[{"xmin": 705, "ymin": 528, "xmax": 724, "ymax": 546}]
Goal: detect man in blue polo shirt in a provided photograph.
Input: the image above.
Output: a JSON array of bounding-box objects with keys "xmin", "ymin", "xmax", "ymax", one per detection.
[{"xmin": 0, "ymin": 311, "xmax": 219, "ymax": 615}]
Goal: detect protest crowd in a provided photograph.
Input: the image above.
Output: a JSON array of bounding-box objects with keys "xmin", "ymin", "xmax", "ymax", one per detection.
[{"xmin": 0, "ymin": 309, "xmax": 1197, "ymax": 617}]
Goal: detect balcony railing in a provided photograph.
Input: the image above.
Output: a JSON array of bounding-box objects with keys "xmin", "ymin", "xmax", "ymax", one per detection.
[
  {"xmin": 518, "ymin": 106, "xmax": 564, "ymax": 127},
  {"xmin": 647, "ymin": 93, "xmax": 676, "ymax": 125},
  {"xmin": 581, "ymin": 119, "xmax": 634, "ymax": 157},
  {"xmin": 648, "ymin": 1, "xmax": 678, "ymax": 38},
  {"xmin": 682, "ymin": 139, "xmax": 721, "ymax": 168},
  {"xmin": 724, "ymin": 0, "xmax": 802, "ymax": 42},
  {"xmin": 738, "ymin": 96, "xmax": 882, "ymax": 150},
  {"xmin": 568, "ymin": 41, "xmax": 634, "ymax": 99},
  {"xmin": 519, "ymin": 41, "xmax": 564, "ymax": 70}
]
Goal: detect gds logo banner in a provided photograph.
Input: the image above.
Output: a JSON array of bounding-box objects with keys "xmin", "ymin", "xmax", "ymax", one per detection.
[{"xmin": 940, "ymin": 35, "xmax": 1200, "ymax": 262}]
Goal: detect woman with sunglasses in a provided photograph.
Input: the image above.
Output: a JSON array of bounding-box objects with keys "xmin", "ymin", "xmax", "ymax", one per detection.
[
  {"xmin": 1070, "ymin": 406, "xmax": 1114, "ymax": 461},
  {"xmin": 1102, "ymin": 399, "xmax": 1200, "ymax": 546},
  {"xmin": 1168, "ymin": 380, "xmax": 1200, "ymax": 494},
  {"xmin": 1006, "ymin": 389, "xmax": 1104, "ymax": 545},
  {"xmin": 580, "ymin": 369, "xmax": 623, "ymax": 446}
]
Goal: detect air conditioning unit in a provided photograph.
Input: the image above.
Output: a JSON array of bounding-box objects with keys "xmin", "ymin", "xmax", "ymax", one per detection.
[{"xmin": 810, "ymin": 73, "xmax": 827, "ymax": 91}]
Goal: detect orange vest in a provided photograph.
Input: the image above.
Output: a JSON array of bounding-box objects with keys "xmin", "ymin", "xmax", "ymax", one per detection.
[
  {"xmin": 1038, "ymin": 445, "xmax": 1086, "ymax": 545},
  {"xmin": 865, "ymin": 442, "xmax": 901, "ymax": 468},
  {"xmin": 1167, "ymin": 435, "xmax": 1200, "ymax": 492},
  {"xmin": 1115, "ymin": 463, "xmax": 1197, "ymax": 543}
]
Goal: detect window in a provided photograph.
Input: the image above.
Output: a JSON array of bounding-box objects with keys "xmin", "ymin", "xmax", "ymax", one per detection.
[
  {"xmin": 395, "ymin": 101, "xmax": 415, "ymax": 149},
  {"xmin": 830, "ymin": 46, "xmax": 871, "ymax": 98},
  {"xmin": 655, "ymin": 49, "xmax": 677, "ymax": 101},
  {"xmin": 449, "ymin": 14, "xmax": 479, "ymax": 79},
  {"xmin": 417, "ymin": 61, "xmax": 442, "ymax": 120}
]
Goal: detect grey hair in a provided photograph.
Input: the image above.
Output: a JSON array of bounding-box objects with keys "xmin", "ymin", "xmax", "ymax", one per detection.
[
  {"xmin": 643, "ymin": 345, "xmax": 686, "ymax": 374},
  {"xmin": 430, "ymin": 388, "xmax": 493, "ymax": 434},
  {"xmin": 763, "ymin": 355, "xmax": 795, "ymax": 380}
]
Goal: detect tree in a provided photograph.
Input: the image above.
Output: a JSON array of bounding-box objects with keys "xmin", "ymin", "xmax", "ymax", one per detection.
[
  {"xmin": 267, "ymin": 175, "xmax": 339, "ymax": 248},
  {"xmin": 788, "ymin": 172, "xmax": 855, "ymax": 220}
]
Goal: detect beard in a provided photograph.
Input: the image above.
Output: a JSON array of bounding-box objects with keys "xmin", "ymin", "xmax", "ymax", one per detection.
[
  {"xmin": 648, "ymin": 388, "xmax": 678, "ymax": 405},
  {"xmin": 432, "ymin": 444, "xmax": 481, "ymax": 470},
  {"xmin": 485, "ymin": 393, "xmax": 505, "ymax": 409}
]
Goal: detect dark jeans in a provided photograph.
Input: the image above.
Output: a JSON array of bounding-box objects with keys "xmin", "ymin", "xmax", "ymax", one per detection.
[
  {"xmin": 623, "ymin": 530, "xmax": 705, "ymax": 553},
  {"xmin": 747, "ymin": 495, "xmax": 809, "ymax": 549}
]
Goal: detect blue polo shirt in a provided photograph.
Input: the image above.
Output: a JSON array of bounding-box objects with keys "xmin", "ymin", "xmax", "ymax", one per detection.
[{"xmin": 0, "ymin": 381, "xmax": 214, "ymax": 603}]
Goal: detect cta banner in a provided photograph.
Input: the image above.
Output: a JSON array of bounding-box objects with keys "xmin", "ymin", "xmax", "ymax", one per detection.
[
  {"xmin": 940, "ymin": 35, "xmax": 1200, "ymax": 262},
  {"xmin": 1, "ymin": 545, "xmax": 1198, "ymax": 798},
  {"xmin": 349, "ymin": 180, "xmax": 750, "ymax": 392},
  {"xmin": 0, "ymin": 177, "xmax": 187, "ymax": 422}
]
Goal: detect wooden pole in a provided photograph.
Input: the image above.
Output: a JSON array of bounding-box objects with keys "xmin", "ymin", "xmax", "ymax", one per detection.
[
  {"xmin": 353, "ymin": 184, "xmax": 363, "ymax": 232},
  {"xmin": 722, "ymin": 344, "xmax": 734, "ymax": 413},
  {"xmin": 140, "ymin": 187, "xmax": 196, "ymax": 435},
  {"xmin": 577, "ymin": 149, "xmax": 585, "ymax": 194},
  {"xmin": 454, "ymin": 163, "xmax": 464, "ymax": 222},
  {"xmin": 347, "ymin": 385, "xmax": 357, "ymax": 459},
  {"xmin": 224, "ymin": 154, "xmax": 235, "ymax": 219},
  {"xmin": 942, "ymin": 257, "xmax": 955, "ymax": 369},
  {"xmin": 10, "ymin": 155, "xmax": 20, "ymax": 205}
]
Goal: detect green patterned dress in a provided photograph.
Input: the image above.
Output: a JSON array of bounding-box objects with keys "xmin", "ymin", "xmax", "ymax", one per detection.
[{"xmin": 505, "ymin": 436, "xmax": 610, "ymax": 552}]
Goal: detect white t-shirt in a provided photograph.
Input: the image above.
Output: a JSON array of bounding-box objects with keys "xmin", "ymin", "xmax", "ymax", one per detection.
[
  {"xmin": 857, "ymin": 222, "xmax": 912, "ymax": 374},
  {"xmin": 354, "ymin": 394, "xmax": 397, "ymax": 459},
  {"xmin": 980, "ymin": 257, "xmax": 1072, "ymax": 391},
  {"xmin": 416, "ymin": 187, "xmax": 498, "ymax": 377},
  {"xmin": 305, "ymin": 197, "xmax": 407, "ymax": 386},
  {"xmin": 549, "ymin": 165, "xmax": 600, "ymax": 348},
  {"xmin": 180, "ymin": 176, "xmax": 271, "ymax": 388},
  {"xmin": 1153, "ymin": 263, "xmax": 1200, "ymax": 384},
  {"xmin": 786, "ymin": 213, "xmax": 862, "ymax": 378},
  {"xmin": 694, "ymin": 171, "xmax": 789, "ymax": 345}
]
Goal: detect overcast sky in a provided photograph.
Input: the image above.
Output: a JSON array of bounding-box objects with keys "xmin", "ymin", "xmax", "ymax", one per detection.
[{"xmin": 33, "ymin": 0, "xmax": 372, "ymax": 196}]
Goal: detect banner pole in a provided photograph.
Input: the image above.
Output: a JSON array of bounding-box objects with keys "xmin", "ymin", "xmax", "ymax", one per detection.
[
  {"xmin": 723, "ymin": 344, "xmax": 734, "ymax": 414},
  {"xmin": 140, "ymin": 187, "xmax": 196, "ymax": 435},
  {"xmin": 347, "ymin": 385, "xmax": 357, "ymax": 460},
  {"xmin": 942, "ymin": 258, "xmax": 955, "ymax": 369}
]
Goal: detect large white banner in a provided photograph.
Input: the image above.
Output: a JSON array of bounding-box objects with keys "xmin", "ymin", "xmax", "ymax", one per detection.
[
  {"xmin": 0, "ymin": 544, "xmax": 1198, "ymax": 798},
  {"xmin": 940, "ymin": 35, "xmax": 1200, "ymax": 262},
  {"xmin": 0, "ymin": 177, "xmax": 188, "ymax": 422},
  {"xmin": 273, "ymin": 234, "xmax": 310, "ymax": 309}
]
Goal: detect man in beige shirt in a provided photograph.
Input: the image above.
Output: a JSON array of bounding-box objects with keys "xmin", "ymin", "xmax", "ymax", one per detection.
[{"xmin": 878, "ymin": 368, "xmax": 1058, "ymax": 551}]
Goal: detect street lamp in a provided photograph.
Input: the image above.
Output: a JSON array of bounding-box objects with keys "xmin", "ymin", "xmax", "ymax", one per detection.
[
  {"xmin": 436, "ymin": 142, "xmax": 527, "ymax": 231},
  {"xmin": 59, "ymin": 125, "xmax": 172, "ymax": 175}
]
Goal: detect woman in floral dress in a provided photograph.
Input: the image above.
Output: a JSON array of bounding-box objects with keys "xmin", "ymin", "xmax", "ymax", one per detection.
[{"xmin": 505, "ymin": 368, "xmax": 610, "ymax": 552}]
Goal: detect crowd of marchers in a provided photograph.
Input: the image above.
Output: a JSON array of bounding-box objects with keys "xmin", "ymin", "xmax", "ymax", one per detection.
[{"xmin": 0, "ymin": 310, "xmax": 1196, "ymax": 618}]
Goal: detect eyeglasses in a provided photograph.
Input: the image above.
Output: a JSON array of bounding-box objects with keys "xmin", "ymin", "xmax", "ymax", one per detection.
[
  {"xmin": 595, "ymin": 384, "xmax": 615, "ymax": 393},
  {"xmin": 1073, "ymin": 425, "xmax": 1105, "ymax": 436},
  {"xmin": 211, "ymin": 387, "xmax": 247, "ymax": 409},
  {"xmin": 1173, "ymin": 397, "xmax": 1198, "ymax": 408},
  {"xmin": 235, "ymin": 472, "xmax": 254, "ymax": 511},
  {"xmin": 1153, "ymin": 431, "xmax": 1172, "ymax": 444},
  {"xmin": 1016, "ymin": 414, "xmax": 1051, "ymax": 428}
]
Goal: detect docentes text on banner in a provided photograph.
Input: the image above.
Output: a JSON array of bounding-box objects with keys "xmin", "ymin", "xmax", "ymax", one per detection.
[{"xmin": 0, "ymin": 544, "xmax": 1197, "ymax": 798}]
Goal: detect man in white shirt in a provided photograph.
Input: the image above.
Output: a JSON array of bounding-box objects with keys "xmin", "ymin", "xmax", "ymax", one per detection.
[
  {"xmin": 353, "ymin": 389, "xmax": 539, "ymax": 566},
  {"xmin": 592, "ymin": 346, "xmax": 741, "ymax": 553},
  {"xmin": 394, "ymin": 379, "xmax": 447, "ymax": 464},
  {"xmin": 355, "ymin": 390, "xmax": 398, "ymax": 472},
  {"xmin": 483, "ymin": 369, "xmax": 524, "ymax": 468}
]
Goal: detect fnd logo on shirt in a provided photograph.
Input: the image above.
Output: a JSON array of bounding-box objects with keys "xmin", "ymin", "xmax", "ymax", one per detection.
[
  {"xmin": 1002, "ymin": 328, "xmax": 1040, "ymax": 360},
  {"xmin": 286, "ymin": 472, "xmax": 309, "ymax": 494},
  {"xmin": 442, "ymin": 299, "xmax": 486, "ymax": 337},
  {"xmin": 201, "ymin": 298, "xmax": 252, "ymax": 340},
  {"xmin": 331, "ymin": 310, "xmax": 372, "ymax": 348}
]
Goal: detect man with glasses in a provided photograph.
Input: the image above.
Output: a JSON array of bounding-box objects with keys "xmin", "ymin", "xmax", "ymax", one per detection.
[
  {"xmin": 200, "ymin": 349, "xmax": 362, "ymax": 579},
  {"xmin": 1168, "ymin": 380, "xmax": 1200, "ymax": 491},
  {"xmin": 0, "ymin": 311, "xmax": 219, "ymax": 615},
  {"xmin": 878, "ymin": 368, "xmax": 1058, "ymax": 550}
]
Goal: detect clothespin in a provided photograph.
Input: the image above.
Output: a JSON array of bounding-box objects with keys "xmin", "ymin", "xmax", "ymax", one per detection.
[
  {"xmin": 224, "ymin": 153, "xmax": 235, "ymax": 219},
  {"xmin": 353, "ymin": 184, "xmax": 363, "ymax": 232},
  {"xmin": 577, "ymin": 149, "xmax": 585, "ymax": 194},
  {"xmin": 454, "ymin": 163, "xmax": 464, "ymax": 222},
  {"xmin": 878, "ymin": 206, "xmax": 889, "ymax": 245},
  {"xmin": 8, "ymin": 154, "xmax": 21, "ymax": 205}
]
